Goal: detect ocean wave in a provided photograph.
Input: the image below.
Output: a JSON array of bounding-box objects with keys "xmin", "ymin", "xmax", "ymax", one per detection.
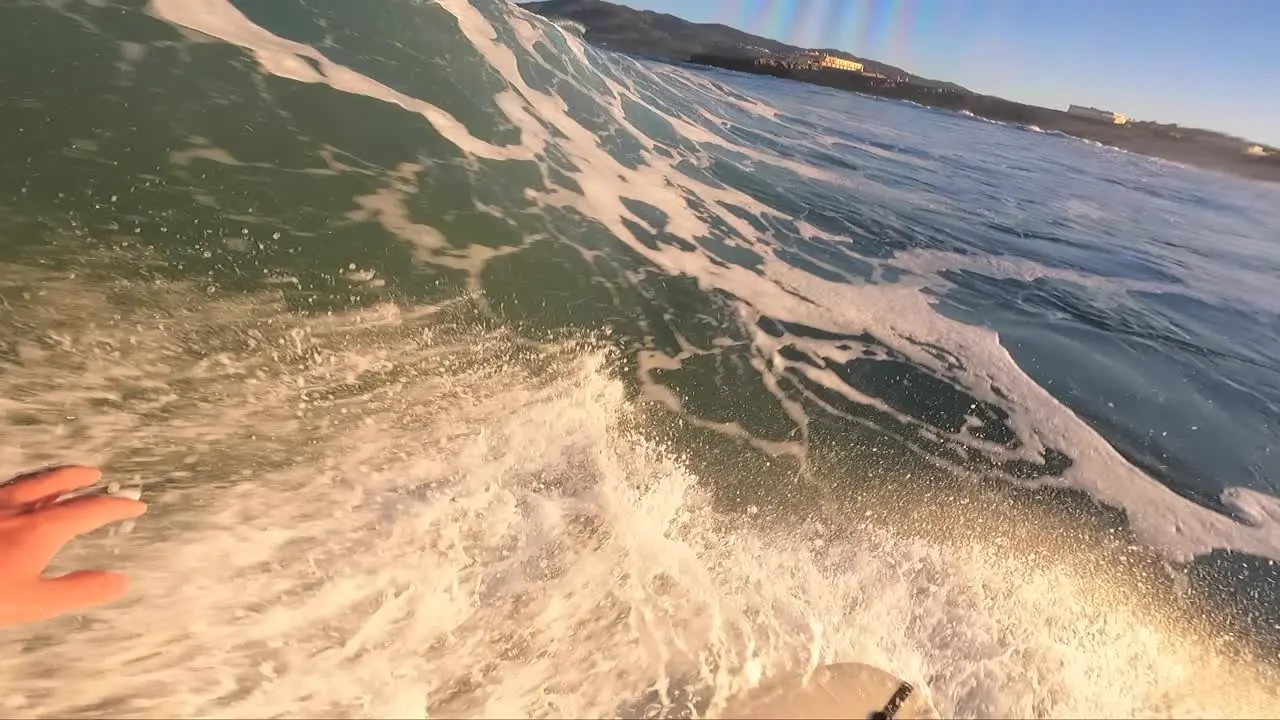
[
  {"xmin": 1, "ymin": 0, "xmax": 1278, "ymax": 716},
  {"xmin": 0, "ymin": 264, "xmax": 1274, "ymax": 717}
]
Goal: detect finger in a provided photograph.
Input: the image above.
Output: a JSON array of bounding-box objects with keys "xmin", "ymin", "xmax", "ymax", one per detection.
[
  {"xmin": 23, "ymin": 496, "xmax": 147, "ymax": 566},
  {"xmin": 0, "ymin": 466, "xmax": 101, "ymax": 507},
  {"xmin": 33, "ymin": 570, "xmax": 130, "ymax": 621},
  {"xmin": 37, "ymin": 495, "xmax": 147, "ymax": 536}
]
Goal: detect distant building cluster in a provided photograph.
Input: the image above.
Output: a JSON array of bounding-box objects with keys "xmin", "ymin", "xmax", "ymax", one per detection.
[
  {"xmin": 756, "ymin": 52, "xmax": 868, "ymax": 75},
  {"xmin": 799, "ymin": 51, "xmax": 864, "ymax": 73},
  {"xmin": 1067, "ymin": 104, "xmax": 1128, "ymax": 125},
  {"xmin": 816, "ymin": 55, "xmax": 864, "ymax": 73}
]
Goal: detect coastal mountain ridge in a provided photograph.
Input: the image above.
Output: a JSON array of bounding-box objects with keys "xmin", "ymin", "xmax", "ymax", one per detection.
[
  {"xmin": 519, "ymin": 0, "xmax": 966, "ymax": 91},
  {"xmin": 518, "ymin": 0, "xmax": 1278, "ymax": 182}
]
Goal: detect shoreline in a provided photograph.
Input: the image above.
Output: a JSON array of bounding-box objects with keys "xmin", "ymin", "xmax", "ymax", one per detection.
[{"xmin": 687, "ymin": 54, "xmax": 1280, "ymax": 185}]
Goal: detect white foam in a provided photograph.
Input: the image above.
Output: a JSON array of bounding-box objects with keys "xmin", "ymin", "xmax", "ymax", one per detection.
[
  {"xmin": 889, "ymin": 240, "xmax": 1280, "ymax": 328},
  {"xmin": 346, "ymin": 161, "xmax": 527, "ymax": 277},
  {"xmin": 97, "ymin": 0, "xmax": 1280, "ymax": 565},
  {"xmin": 478, "ymin": 1, "xmax": 1280, "ymax": 563},
  {"xmin": 1, "ymin": 269, "xmax": 1277, "ymax": 718},
  {"xmin": 747, "ymin": 258, "xmax": 1280, "ymax": 562},
  {"xmin": 165, "ymin": 0, "xmax": 1279, "ymax": 563},
  {"xmin": 127, "ymin": 0, "xmax": 1280, "ymax": 704},
  {"xmin": 149, "ymin": 0, "xmax": 543, "ymax": 162}
]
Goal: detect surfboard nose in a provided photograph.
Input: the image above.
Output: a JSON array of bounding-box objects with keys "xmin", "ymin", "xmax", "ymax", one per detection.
[{"xmin": 720, "ymin": 662, "xmax": 940, "ymax": 720}]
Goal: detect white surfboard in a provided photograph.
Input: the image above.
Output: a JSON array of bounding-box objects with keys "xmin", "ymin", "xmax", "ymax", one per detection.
[{"xmin": 720, "ymin": 662, "xmax": 940, "ymax": 720}]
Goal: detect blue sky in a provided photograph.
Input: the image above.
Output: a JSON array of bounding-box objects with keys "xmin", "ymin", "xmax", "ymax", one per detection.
[{"xmin": 610, "ymin": 0, "xmax": 1280, "ymax": 146}]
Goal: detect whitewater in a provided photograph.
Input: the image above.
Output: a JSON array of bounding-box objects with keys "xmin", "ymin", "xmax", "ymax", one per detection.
[{"xmin": 0, "ymin": 0, "xmax": 1278, "ymax": 717}]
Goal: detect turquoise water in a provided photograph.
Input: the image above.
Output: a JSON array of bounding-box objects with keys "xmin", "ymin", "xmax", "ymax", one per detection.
[{"xmin": 1, "ymin": 0, "xmax": 1278, "ymax": 717}]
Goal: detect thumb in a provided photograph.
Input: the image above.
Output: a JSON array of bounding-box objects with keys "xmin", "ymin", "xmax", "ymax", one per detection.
[{"xmin": 31, "ymin": 570, "xmax": 130, "ymax": 620}]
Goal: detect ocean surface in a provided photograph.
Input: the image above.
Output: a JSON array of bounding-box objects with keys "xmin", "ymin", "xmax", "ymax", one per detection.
[{"xmin": 1, "ymin": 0, "xmax": 1279, "ymax": 717}]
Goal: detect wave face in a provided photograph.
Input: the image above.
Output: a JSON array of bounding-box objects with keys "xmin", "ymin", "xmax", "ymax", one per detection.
[{"xmin": 1, "ymin": 0, "xmax": 1279, "ymax": 717}]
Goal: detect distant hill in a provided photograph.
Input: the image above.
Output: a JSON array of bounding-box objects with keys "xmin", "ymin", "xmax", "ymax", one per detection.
[
  {"xmin": 519, "ymin": 0, "xmax": 966, "ymax": 91},
  {"xmin": 518, "ymin": 0, "xmax": 1276, "ymax": 182}
]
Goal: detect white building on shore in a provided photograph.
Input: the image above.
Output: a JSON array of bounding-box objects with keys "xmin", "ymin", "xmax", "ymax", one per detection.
[{"xmin": 1067, "ymin": 104, "xmax": 1129, "ymax": 124}]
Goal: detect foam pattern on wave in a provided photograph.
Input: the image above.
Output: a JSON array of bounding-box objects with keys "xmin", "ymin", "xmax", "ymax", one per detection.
[
  {"xmin": 147, "ymin": 0, "xmax": 1280, "ymax": 561},
  {"xmin": 0, "ymin": 265, "xmax": 1275, "ymax": 718}
]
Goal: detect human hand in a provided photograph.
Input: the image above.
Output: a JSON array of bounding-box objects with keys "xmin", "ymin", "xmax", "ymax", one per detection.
[{"xmin": 0, "ymin": 465, "xmax": 147, "ymax": 627}]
